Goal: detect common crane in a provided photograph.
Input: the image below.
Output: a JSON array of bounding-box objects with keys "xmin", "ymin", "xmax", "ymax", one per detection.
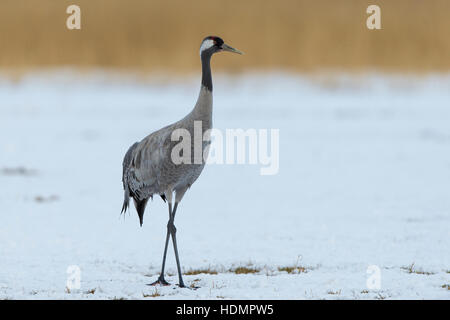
[{"xmin": 121, "ymin": 36, "xmax": 242, "ymax": 287}]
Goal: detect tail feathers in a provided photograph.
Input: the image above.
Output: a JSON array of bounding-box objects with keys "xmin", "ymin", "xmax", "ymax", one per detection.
[
  {"xmin": 135, "ymin": 198, "xmax": 149, "ymax": 227},
  {"xmin": 121, "ymin": 186, "xmax": 151, "ymax": 227},
  {"xmin": 121, "ymin": 188, "xmax": 130, "ymax": 214}
]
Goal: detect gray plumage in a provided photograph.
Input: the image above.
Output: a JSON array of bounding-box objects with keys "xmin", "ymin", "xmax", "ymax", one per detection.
[
  {"xmin": 121, "ymin": 86, "xmax": 212, "ymax": 225},
  {"xmin": 120, "ymin": 36, "xmax": 242, "ymax": 288}
]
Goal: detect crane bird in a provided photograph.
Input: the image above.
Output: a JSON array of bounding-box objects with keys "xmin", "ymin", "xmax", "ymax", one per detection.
[{"xmin": 121, "ymin": 36, "xmax": 242, "ymax": 288}]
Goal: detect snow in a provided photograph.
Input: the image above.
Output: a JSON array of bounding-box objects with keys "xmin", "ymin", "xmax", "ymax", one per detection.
[{"xmin": 0, "ymin": 71, "xmax": 449, "ymax": 299}]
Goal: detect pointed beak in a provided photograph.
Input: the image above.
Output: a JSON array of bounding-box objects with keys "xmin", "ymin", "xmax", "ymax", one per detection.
[{"xmin": 222, "ymin": 43, "xmax": 243, "ymax": 55}]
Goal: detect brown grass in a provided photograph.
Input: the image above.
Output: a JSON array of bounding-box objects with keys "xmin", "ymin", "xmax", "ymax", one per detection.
[
  {"xmin": 375, "ymin": 293, "xmax": 388, "ymax": 300},
  {"xmin": 34, "ymin": 195, "xmax": 59, "ymax": 203},
  {"xmin": 1, "ymin": 167, "xmax": 37, "ymax": 176},
  {"xmin": 231, "ymin": 266, "xmax": 261, "ymax": 274},
  {"xmin": 143, "ymin": 288, "xmax": 161, "ymax": 298},
  {"xmin": 401, "ymin": 263, "xmax": 435, "ymax": 275},
  {"xmin": 1, "ymin": 0, "xmax": 449, "ymax": 72},
  {"xmin": 185, "ymin": 268, "xmax": 218, "ymax": 275},
  {"xmin": 278, "ymin": 266, "xmax": 308, "ymax": 274},
  {"xmin": 327, "ymin": 290, "xmax": 342, "ymax": 295}
]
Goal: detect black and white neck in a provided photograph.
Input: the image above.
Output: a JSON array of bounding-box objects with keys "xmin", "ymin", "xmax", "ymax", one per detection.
[
  {"xmin": 201, "ymin": 50, "xmax": 213, "ymax": 92},
  {"xmin": 199, "ymin": 37, "xmax": 224, "ymax": 92},
  {"xmin": 200, "ymin": 40, "xmax": 215, "ymax": 92}
]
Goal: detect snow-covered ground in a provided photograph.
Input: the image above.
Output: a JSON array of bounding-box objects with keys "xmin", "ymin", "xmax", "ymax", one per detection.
[{"xmin": 0, "ymin": 71, "xmax": 449, "ymax": 299}]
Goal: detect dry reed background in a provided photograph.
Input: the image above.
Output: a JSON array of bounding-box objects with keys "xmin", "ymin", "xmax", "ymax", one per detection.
[{"xmin": 0, "ymin": 0, "xmax": 449, "ymax": 73}]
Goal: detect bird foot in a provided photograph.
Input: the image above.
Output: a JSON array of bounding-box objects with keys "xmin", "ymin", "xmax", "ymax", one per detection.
[{"xmin": 148, "ymin": 277, "xmax": 170, "ymax": 286}]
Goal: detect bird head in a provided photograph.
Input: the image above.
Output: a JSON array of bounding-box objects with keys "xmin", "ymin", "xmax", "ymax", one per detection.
[{"xmin": 199, "ymin": 36, "xmax": 243, "ymax": 57}]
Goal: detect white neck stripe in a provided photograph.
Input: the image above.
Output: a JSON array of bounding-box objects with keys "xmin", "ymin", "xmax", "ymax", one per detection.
[{"xmin": 199, "ymin": 39, "xmax": 215, "ymax": 55}]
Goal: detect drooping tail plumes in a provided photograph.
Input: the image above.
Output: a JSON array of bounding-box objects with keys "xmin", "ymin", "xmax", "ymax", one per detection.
[
  {"xmin": 134, "ymin": 198, "xmax": 149, "ymax": 227},
  {"xmin": 121, "ymin": 142, "xmax": 138, "ymax": 215},
  {"xmin": 121, "ymin": 188, "xmax": 130, "ymax": 214}
]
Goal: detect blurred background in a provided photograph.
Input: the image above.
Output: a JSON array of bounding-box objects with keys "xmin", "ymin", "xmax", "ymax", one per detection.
[{"xmin": 1, "ymin": 0, "xmax": 449, "ymax": 73}]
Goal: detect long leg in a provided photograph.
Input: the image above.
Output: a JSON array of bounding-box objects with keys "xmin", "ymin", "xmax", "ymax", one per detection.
[
  {"xmin": 168, "ymin": 202, "xmax": 185, "ymax": 287},
  {"xmin": 149, "ymin": 202, "xmax": 173, "ymax": 286}
]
